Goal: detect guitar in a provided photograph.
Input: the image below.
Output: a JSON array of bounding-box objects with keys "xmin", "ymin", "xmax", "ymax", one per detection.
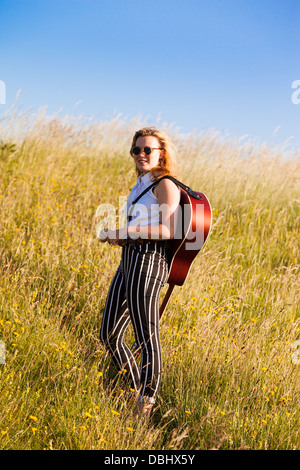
[
  {"xmin": 159, "ymin": 180, "xmax": 212, "ymax": 316},
  {"xmin": 168, "ymin": 186, "xmax": 212, "ymax": 285},
  {"xmin": 126, "ymin": 175, "xmax": 212, "ymax": 316}
]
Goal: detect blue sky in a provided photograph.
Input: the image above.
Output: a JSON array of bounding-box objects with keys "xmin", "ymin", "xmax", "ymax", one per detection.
[{"xmin": 1, "ymin": 0, "xmax": 300, "ymax": 151}]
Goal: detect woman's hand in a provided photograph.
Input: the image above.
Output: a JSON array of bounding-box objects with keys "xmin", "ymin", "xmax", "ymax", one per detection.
[{"xmin": 99, "ymin": 227, "xmax": 127, "ymax": 245}]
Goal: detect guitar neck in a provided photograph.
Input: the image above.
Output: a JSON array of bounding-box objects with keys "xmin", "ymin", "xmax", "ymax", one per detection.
[{"xmin": 159, "ymin": 283, "xmax": 175, "ymax": 317}]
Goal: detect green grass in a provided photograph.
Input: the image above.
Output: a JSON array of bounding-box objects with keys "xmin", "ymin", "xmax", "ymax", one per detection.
[{"xmin": 0, "ymin": 107, "xmax": 299, "ymax": 449}]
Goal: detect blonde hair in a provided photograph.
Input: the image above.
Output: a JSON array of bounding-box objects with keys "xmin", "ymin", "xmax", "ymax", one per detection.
[{"xmin": 130, "ymin": 127, "xmax": 177, "ymax": 179}]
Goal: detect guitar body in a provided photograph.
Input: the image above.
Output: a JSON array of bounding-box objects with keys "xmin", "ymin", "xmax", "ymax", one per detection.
[{"xmin": 167, "ymin": 188, "xmax": 212, "ymax": 286}]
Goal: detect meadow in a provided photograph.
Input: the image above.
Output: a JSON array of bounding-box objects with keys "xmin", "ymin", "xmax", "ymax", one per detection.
[{"xmin": 0, "ymin": 105, "xmax": 299, "ymax": 450}]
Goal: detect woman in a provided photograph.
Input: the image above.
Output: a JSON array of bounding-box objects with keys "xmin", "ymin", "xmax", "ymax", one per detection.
[{"xmin": 99, "ymin": 127, "xmax": 180, "ymax": 418}]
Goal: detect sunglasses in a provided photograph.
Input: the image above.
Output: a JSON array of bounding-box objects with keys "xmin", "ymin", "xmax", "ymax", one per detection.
[{"xmin": 131, "ymin": 146, "xmax": 162, "ymax": 156}]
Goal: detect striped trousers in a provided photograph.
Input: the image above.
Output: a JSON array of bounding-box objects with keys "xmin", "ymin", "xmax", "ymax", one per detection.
[{"xmin": 100, "ymin": 242, "xmax": 169, "ymax": 403}]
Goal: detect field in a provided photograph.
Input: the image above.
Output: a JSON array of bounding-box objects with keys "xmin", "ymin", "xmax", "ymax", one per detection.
[{"xmin": 0, "ymin": 106, "xmax": 299, "ymax": 450}]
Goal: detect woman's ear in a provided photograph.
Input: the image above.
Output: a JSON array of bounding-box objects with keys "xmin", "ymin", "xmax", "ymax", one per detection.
[{"xmin": 159, "ymin": 148, "xmax": 165, "ymax": 162}]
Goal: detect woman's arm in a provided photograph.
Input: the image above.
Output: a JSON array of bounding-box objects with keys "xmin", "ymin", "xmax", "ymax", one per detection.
[
  {"xmin": 128, "ymin": 177, "xmax": 180, "ymax": 240},
  {"xmin": 99, "ymin": 178, "xmax": 180, "ymax": 245}
]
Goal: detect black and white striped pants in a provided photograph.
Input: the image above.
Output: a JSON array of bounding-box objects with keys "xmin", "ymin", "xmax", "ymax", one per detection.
[{"xmin": 100, "ymin": 242, "xmax": 169, "ymax": 403}]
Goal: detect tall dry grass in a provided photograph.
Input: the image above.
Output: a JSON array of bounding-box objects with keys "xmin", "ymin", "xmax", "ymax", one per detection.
[{"xmin": 0, "ymin": 105, "xmax": 299, "ymax": 450}]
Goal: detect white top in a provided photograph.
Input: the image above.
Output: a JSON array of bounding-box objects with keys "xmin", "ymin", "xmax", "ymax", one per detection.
[{"xmin": 125, "ymin": 172, "xmax": 161, "ymax": 228}]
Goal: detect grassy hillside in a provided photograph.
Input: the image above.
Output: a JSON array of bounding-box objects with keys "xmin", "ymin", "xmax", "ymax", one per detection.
[{"xmin": 0, "ymin": 108, "xmax": 299, "ymax": 450}]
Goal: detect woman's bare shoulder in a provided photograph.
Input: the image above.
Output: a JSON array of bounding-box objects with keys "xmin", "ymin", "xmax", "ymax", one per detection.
[{"xmin": 154, "ymin": 176, "xmax": 180, "ymax": 200}]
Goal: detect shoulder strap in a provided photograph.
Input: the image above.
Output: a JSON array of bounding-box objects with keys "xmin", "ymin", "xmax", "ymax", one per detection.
[{"xmin": 131, "ymin": 175, "xmax": 202, "ymax": 205}]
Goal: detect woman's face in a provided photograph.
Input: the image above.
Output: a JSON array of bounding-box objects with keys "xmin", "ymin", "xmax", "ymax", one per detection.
[{"xmin": 132, "ymin": 136, "xmax": 163, "ymax": 175}]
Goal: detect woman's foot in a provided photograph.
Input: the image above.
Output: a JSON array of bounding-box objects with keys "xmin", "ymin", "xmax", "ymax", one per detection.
[{"xmin": 134, "ymin": 401, "xmax": 153, "ymax": 419}]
